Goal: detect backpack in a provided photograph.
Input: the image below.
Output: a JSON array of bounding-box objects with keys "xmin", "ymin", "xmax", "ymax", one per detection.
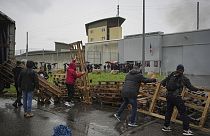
[{"xmin": 166, "ymin": 74, "xmax": 182, "ymax": 91}]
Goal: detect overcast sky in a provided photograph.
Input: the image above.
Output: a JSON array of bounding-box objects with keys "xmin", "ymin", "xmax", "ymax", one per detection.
[{"xmin": 0, "ymin": 0, "xmax": 210, "ymax": 51}]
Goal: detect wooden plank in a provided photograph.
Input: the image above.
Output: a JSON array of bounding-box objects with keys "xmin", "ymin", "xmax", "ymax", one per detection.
[
  {"xmin": 149, "ymin": 83, "xmax": 161, "ymax": 112},
  {"xmin": 138, "ymin": 109, "xmax": 210, "ymax": 132},
  {"xmin": 185, "ymin": 91, "xmax": 207, "ymax": 101},
  {"xmin": 199, "ymin": 91, "xmax": 210, "ymax": 127}
]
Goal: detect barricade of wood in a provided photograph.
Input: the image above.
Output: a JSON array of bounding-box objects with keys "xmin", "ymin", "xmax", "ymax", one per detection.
[
  {"xmin": 137, "ymin": 83, "xmax": 210, "ymax": 132},
  {"xmin": 37, "ymin": 75, "xmax": 67, "ymax": 103},
  {"xmin": 0, "ymin": 60, "xmax": 16, "ymax": 86},
  {"xmin": 92, "ymin": 81, "xmax": 123, "ymax": 106}
]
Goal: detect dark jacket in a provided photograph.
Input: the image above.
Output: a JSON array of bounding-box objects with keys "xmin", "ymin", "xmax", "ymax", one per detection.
[
  {"xmin": 121, "ymin": 69, "xmax": 156, "ymax": 98},
  {"xmin": 12, "ymin": 66, "xmax": 23, "ymax": 85},
  {"xmin": 19, "ymin": 68, "xmax": 39, "ymax": 92},
  {"xmin": 161, "ymin": 71, "xmax": 199, "ymax": 95}
]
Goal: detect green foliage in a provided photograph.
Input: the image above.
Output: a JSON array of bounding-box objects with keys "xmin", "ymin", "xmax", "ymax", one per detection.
[
  {"xmin": 88, "ymin": 72, "xmax": 165, "ymax": 85},
  {"xmin": 4, "ymin": 85, "xmax": 16, "ymax": 94},
  {"xmin": 88, "ymin": 72, "xmax": 126, "ymax": 85}
]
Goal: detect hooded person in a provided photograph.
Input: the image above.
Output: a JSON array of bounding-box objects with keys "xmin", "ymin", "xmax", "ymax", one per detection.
[
  {"xmin": 19, "ymin": 60, "xmax": 39, "ymax": 118},
  {"xmin": 65, "ymin": 59, "xmax": 85, "ymax": 106},
  {"xmin": 113, "ymin": 66, "xmax": 156, "ymax": 127},
  {"xmin": 161, "ymin": 64, "xmax": 203, "ymax": 136}
]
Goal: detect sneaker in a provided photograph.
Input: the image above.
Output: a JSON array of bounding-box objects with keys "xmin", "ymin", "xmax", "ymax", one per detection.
[
  {"xmin": 12, "ymin": 103, "xmax": 18, "ymax": 108},
  {"xmin": 128, "ymin": 122, "xmax": 138, "ymax": 127},
  {"xmin": 162, "ymin": 126, "xmax": 172, "ymax": 132},
  {"xmin": 183, "ymin": 129, "xmax": 194, "ymax": 136},
  {"xmin": 65, "ymin": 102, "xmax": 74, "ymax": 107},
  {"xmin": 25, "ymin": 113, "xmax": 34, "ymax": 118},
  {"xmin": 113, "ymin": 113, "xmax": 121, "ymax": 121}
]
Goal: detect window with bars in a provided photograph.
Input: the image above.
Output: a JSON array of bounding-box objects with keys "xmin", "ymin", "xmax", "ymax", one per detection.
[
  {"xmin": 154, "ymin": 61, "xmax": 158, "ymax": 67},
  {"xmin": 145, "ymin": 61, "xmax": 150, "ymax": 67}
]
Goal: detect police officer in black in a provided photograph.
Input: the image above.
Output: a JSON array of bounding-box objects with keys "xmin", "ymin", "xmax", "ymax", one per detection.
[{"xmin": 161, "ymin": 64, "xmax": 202, "ymax": 136}]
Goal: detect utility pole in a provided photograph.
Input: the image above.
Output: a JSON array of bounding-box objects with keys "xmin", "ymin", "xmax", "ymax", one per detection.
[
  {"xmin": 197, "ymin": 2, "xmax": 199, "ymax": 30},
  {"xmin": 26, "ymin": 32, "xmax": 28, "ymax": 59},
  {"xmin": 142, "ymin": 0, "xmax": 145, "ymax": 74}
]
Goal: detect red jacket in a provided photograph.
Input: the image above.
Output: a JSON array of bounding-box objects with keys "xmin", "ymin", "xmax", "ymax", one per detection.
[{"xmin": 65, "ymin": 62, "xmax": 83, "ymax": 85}]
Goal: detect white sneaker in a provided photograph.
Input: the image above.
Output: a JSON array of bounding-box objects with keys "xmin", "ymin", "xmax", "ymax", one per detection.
[
  {"xmin": 113, "ymin": 113, "xmax": 121, "ymax": 121},
  {"xmin": 128, "ymin": 123, "xmax": 138, "ymax": 127},
  {"xmin": 183, "ymin": 129, "xmax": 194, "ymax": 135},
  {"xmin": 162, "ymin": 126, "xmax": 172, "ymax": 132},
  {"xmin": 65, "ymin": 102, "xmax": 74, "ymax": 107}
]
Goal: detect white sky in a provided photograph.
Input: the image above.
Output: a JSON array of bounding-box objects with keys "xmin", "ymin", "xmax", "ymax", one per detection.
[{"xmin": 0, "ymin": 0, "xmax": 210, "ymax": 51}]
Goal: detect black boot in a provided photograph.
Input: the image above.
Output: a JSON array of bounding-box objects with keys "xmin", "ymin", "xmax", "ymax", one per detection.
[
  {"xmin": 18, "ymin": 103, "xmax": 23, "ymax": 106},
  {"xmin": 12, "ymin": 102, "xmax": 18, "ymax": 108}
]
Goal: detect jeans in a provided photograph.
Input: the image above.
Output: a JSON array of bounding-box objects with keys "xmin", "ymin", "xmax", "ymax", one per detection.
[
  {"xmin": 66, "ymin": 84, "xmax": 75, "ymax": 102},
  {"xmin": 116, "ymin": 97, "xmax": 137, "ymax": 124},
  {"xmin": 164, "ymin": 94, "xmax": 189, "ymax": 130},
  {"xmin": 22, "ymin": 91, "xmax": 33, "ymax": 113}
]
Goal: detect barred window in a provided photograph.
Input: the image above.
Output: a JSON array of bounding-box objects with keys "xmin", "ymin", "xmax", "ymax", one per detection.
[
  {"xmin": 154, "ymin": 61, "xmax": 158, "ymax": 67},
  {"xmin": 145, "ymin": 61, "xmax": 150, "ymax": 67}
]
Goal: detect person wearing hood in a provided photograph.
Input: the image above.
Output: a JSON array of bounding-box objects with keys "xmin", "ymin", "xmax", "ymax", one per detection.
[
  {"xmin": 161, "ymin": 64, "xmax": 203, "ymax": 136},
  {"xmin": 19, "ymin": 60, "xmax": 39, "ymax": 118},
  {"xmin": 114, "ymin": 66, "xmax": 156, "ymax": 127},
  {"xmin": 65, "ymin": 59, "xmax": 85, "ymax": 106}
]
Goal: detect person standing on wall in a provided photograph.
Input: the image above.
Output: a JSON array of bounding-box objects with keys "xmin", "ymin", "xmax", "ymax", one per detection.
[{"xmin": 161, "ymin": 64, "xmax": 203, "ymax": 136}]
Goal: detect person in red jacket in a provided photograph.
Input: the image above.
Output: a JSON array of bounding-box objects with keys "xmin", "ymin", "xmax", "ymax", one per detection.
[{"xmin": 65, "ymin": 59, "xmax": 85, "ymax": 106}]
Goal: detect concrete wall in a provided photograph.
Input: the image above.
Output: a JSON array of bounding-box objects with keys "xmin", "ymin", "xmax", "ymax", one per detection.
[
  {"xmin": 15, "ymin": 51, "xmax": 77, "ymax": 69},
  {"xmin": 119, "ymin": 32, "xmax": 163, "ymax": 73},
  {"xmin": 85, "ymin": 40, "xmax": 119, "ymax": 64},
  {"xmin": 119, "ymin": 29, "xmax": 210, "ymax": 75},
  {"xmin": 88, "ymin": 21, "xmax": 107, "ymax": 42},
  {"xmin": 109, "ymin": 27, "xmax": 122, "ymax": 39},
  {"xmin": 162, "ymin": 29, "xmax": 210, "ymax": 76},
  {"xmin": 55, "ymin": 42, "xmax": 69, "ymax": 52}
]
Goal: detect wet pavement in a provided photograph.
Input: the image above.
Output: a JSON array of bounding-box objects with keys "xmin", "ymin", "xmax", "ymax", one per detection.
[{"xmin": 0, "ymin": 97, "xmax": 210, "ymax": 136}]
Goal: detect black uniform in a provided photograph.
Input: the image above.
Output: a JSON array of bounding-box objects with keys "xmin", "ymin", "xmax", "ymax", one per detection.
[{"xmin": 161, "ymin": 71, "xmax": 199, "ymax": 130}]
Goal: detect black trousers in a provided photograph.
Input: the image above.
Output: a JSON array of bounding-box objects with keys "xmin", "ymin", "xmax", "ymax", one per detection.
[
  {"xmin": 66, "ymin": 84, "xmax": 75, "ymax": 102},
  {"xmin": 164, "ymin": 94, "xmax": 189, "ymax": 130},
  {"xmin": 14, "ymin": 83, "xmax": 22, "ymax": 104}
]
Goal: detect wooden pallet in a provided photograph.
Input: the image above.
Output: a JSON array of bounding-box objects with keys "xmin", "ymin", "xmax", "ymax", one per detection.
[
  {"xmin": 92, "ymin": 81, "xmax": 123, "ymax": 105},
  {"xmin": 37, "ymin": 75, "xmax": 67, "ymax": 103},
  {"xmin": 0, "ymin": 60, "xmax": 16, "ymax": 86},
  {"xmin": 137, "ymin": 83, "xmax": 210, "ymax": 132}
]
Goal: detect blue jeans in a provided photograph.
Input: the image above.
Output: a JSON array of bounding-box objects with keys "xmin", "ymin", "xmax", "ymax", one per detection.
[
  {"xmin": 116, "ymin": 97, "xmax": 137, "ymax": 124},
  {"xmin": 22, "ymin": 91, "xmax": 33, "ymax": 113}
]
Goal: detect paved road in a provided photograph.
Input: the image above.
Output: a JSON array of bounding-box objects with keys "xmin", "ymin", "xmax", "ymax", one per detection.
[{"xmin": 0, "ymin": 97, "xmax": 209, "ymax": 136}]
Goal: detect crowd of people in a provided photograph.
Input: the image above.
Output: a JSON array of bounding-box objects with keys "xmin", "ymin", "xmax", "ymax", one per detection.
[
  {"xmin": 86, "ymin": 62, "xmax": 134, "ymax": 73},
  {"xmin": 11, "ymin": 59, "xmax": 203, "ymax": 135}
]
